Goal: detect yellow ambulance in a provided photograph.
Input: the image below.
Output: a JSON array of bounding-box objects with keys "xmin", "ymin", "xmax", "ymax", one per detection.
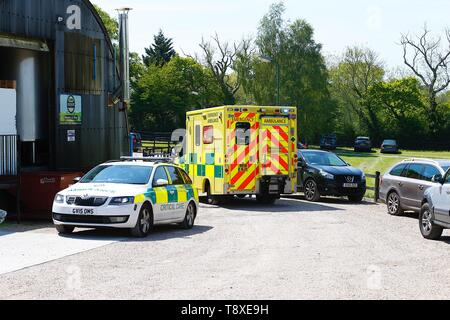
[{"xmin": 179, "ymin": 106, "xmax": 298, "ymax": 204}]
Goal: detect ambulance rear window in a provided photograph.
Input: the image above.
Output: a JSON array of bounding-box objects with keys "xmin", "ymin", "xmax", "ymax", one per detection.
[{"xmin": 236, "ymin": 122, "xmax": 250, "ymax": 146}]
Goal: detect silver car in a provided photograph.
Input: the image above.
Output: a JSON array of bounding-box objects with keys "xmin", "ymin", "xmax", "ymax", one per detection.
[
  {"xmin": 420, "ymin": 169, "xmax": 450, "ymax": 240},
  {"xmin": 380, "ymin": 159, "xmax": 450, "ymax": 215}
]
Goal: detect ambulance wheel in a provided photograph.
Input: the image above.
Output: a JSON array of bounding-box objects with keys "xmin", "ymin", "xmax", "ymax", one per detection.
[
  {"xmin": 205, "ymin": 183, "xmax": 219, "ymax": 205},
  {"xmin": 256, "ymin": 195, "xmax": 277, "ymax": 205},
  {"xmin": 56, "ymin": 225, "xmax": 75, "ymax": 234},
  {"xmin": 181, "ymin": 202, "xmax": 196, "ymax": 229},
  {"xmin": 131, "ymin": 203, "xmax": 153, "ymax": 238}
]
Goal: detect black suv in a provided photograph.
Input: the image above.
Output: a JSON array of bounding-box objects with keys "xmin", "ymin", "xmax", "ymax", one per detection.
[{"xmin": 297, "ymin": 150, "xmax": 366, "ymax": 202}]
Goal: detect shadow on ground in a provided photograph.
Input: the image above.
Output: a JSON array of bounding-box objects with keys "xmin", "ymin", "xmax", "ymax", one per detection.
[
  {"xmin": 58, "ymin": 224, "xmax": 213, "ymax": 242},
  {"xmin": 210, "ymin": 197, "xmax": 347, "ymax": 213}
]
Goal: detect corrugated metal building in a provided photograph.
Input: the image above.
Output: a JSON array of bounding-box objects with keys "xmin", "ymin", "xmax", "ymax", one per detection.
[{"xmin": 0, "ymin": 0, "xmax": 129, "ymax": 171}]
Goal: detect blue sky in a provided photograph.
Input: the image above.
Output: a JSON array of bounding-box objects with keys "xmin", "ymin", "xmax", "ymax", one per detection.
[{"xmin": 92, "ymin": 0, "xmax": 450, "ymax": 69}]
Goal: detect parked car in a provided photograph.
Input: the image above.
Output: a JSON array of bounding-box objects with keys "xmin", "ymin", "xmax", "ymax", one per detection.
[
  {"xmin": 320, "ymin": 134, "xmax": 337, "ymax": 150},
  {"xmin": 130, "ymin": 132, "xmax": 143, "ymax": 153},
  {"xmin": 379, "ymin": 159, "xmax": 450, "ymax": 215},
  {"xmin": 297, "ymin": 150, "xmax": 366, "ymax": 202},
  {"xmin": 380, "ymin": 139, "xmax": 399, "ymax": 154},
  {"xmin": 52, "ymin": 159, "xmax": 199, "ymax": 237},
  {"xmin": 420, "ymin": 169, "xmax": 450, "ymax": 240},
  {"xmin": 0, "ymin": 209, "xmax": 6, "ymax": 224},
  {"xmin": 354, "ymin": 136, "xmax": 372, "ymax": 152}
]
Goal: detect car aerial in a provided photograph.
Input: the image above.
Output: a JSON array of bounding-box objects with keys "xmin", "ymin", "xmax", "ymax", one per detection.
[
  {"xmin": 130, "ymin": 132, "xmax": 143, "ymax": 153},
  {"xmin": 381, "ymin": 139, "xmax": 399, "ymax": 154},
  {"xmin": 354, "ymin": 136, "xmax": 372, "ymax": 152},
  {"xmin": 379, "ymin": 158, "xmax": 450, "ymax": 216},
  {"xmin": 320, "ymin": 133, "xmax": 337, "ymax": 150},
  {"xmin": 420, "ymin": 169, "xmax": 450, "ymax": 240},
  {"xmin": 52, "ymin": 157, "xmax": 199, "ymax": 237},
  {"xmin": 297, "ymin": 150, "xmax": 366, "ymax": 202}
]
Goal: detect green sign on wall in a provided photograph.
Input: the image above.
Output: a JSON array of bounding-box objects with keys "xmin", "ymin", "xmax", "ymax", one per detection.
[{"xmin": 60, "ymin": 94, "xmax": 82, "ymax": 124}]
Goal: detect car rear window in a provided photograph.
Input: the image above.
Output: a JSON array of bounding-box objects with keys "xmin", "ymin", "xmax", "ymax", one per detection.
[
  {"xmin": 179, "ymin": 168, "xmax": 193, "ymax": 184},
  {"xmin": 404, "ymin": 164, "xmax": 424, "ymax": 180},
  {"xmin": 166, "ymin": 166, "xmax": 185, "ymax": 185},
  {"xmin": 390, "ymin": 164, "xmax": 407, "ymax": 176}
]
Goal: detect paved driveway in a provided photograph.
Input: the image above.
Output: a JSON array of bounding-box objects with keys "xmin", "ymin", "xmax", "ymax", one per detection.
[{"xmin": 0, "ymin": 197, "xmax": 449, "ymax": 299}]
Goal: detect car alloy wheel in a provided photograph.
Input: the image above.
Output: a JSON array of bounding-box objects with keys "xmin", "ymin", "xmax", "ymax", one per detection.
[
  {"xmin": 387, "ymin": 192, "xmax": 400, "ymax": 215},
  {"xmin": 305, "ymin": 180, "xmax": 317, "ymax": 201},
  {"xmin": 421, "ymin": 207, "xmax": 433, "ymax": 234},
  {"xmin": 140, "ymin": 207, "xmax": 152, "ymax": 234},
  {"xmin": 186, "ymin": 203, "xmax": 195, "ymax": 227}
]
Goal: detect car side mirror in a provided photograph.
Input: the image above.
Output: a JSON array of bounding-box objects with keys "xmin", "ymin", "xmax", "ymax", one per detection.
[
  {"xmin": 73, "ymin": 177, "xmax": 81, "ymax": 184},
  {"xmin": 155, "ymin": 179, "xmax": 169, "ymax": 187},
  {"xmin": 432, "ymin": 174, "xmax": 444, "ymax": 184}
]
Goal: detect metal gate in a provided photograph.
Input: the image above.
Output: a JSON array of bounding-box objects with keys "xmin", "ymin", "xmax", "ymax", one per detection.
[
  {"xmin": 0, "ymin": 134, "xmax": 21, "ymax": 222},
  {"xmin": 0, "ymin": 135, "xmax": 19, "ymax": 176}
]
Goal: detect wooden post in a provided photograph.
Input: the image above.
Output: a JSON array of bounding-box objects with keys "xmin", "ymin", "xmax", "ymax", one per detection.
[{"xmin": 374, "ymin": 171, "xmax": 380, "ymax": 202}]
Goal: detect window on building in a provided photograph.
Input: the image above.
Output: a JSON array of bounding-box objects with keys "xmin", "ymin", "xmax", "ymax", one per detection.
[{"xmin": 64, "ymin": 33, "xmax": 102, "ymax": 95}]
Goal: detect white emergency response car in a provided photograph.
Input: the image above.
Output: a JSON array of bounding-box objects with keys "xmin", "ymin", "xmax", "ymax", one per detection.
[{"xmin": 52, "ymin": 157, "xmax": 199, "ymax": 237}]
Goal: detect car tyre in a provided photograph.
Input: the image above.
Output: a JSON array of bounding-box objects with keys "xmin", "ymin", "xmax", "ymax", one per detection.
[
  {"xmin": 55, "ymin": 225, "xmax": 75, "ymax": 234},
  {"xmin": 181, "ymin": 202, "xmax": 196, "ymax": 229},
  {"xmin": 419, "ymin": 203, "xmax": 443, "ymax": 240},
  {"xmin": 387, "ymin": 191, "xmax": 403, "ymax": 216},
  {"xmin": 348, "ymin": 194, "xmax": 364, "ymax": 203},
  {"xmin": 304, "ymin": 179, "xmax": 321, "ymax": 202},
  {"xmin": 131, "ymin": 203, "xmax": 153, "ymax": 238}
]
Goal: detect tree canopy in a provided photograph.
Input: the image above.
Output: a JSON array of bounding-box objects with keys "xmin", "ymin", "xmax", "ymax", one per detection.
[{"xmin": 143, "ymin": 30, "xmax": 177, "ymax": 67}]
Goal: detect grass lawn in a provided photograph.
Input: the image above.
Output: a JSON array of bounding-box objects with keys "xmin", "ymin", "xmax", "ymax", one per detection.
[{"xmin": 335, "ymin": 147, "xmax": 450, "ymax": 199}]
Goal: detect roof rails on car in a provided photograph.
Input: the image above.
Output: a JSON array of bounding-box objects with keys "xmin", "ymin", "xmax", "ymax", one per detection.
[
  {"xmin": 119, "ymin": 155, "xmax": 173, "ymax": 163},
  {"xmin": 402, "ymin": 158, "xmax": 440, "ymax": 164}
]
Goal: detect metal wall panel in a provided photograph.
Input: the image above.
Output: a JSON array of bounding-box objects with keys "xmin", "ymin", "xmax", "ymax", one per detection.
[{"xmin": 0, "ymin": 0, "xmax": 128, "ymax": 171}]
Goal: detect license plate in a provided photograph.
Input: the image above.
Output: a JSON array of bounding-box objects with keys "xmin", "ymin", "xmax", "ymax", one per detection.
[
  {"xmin": 343, "ymin": 183, "xmax": 358, "ymax": 188},
  {"xmin": 269, "ymin": 185, "xmax": 279, "ymax": 194},
  {"xmin": 72, "ymin": 208, "xmax": 95, "ymax": 215}
]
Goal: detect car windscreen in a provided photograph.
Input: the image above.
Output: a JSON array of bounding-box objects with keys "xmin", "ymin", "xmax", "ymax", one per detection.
[
  {"xmin": 80, "ymin": 165, "xmax": 153, "ymax": 185},
  {"xmin": 302, "ymin": 152, "xmax": 347, "ymax": 167},
  {"xmin": 383, "ymin": 140, "xmax": 396, "ymax": 145}
]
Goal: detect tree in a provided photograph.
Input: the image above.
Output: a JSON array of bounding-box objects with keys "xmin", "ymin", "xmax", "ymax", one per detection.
[
  {"xmin": 369, "ymin": 77, "xmax": 427, "ymax": 145},
  {"xmin": 143, "ymin": 30, "xmax": 176, "ymax": 67},
  {"xmin": 130, "ymin": 57, "xmax": 223, "ymax": 132},
  {"xmin": 401, "ymin": 26, "xmax": 450, "ymax": 135},
  {"xmin": 93, "ymin": 5, "xmax": 119, "ymax": 43},
  {"xmin": 329, "ymin": 46, "xmax": 385, "ymax": 140},
  {"xmin": 236, "ymin": 2, "xmax": 334, "ymax": 142},
  {"xmin": 198, "ymin": 34, "xmax": 251, "ymax": 105}
]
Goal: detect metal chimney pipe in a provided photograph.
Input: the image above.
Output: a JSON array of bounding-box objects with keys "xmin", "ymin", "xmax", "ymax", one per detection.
[{"xmin": 117, "ymin": 8, "xmax": 132, "ymax": 106}]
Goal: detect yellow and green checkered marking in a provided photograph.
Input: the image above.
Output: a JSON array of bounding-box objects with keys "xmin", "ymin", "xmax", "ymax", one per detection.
[{"xmin": 133, "ymin": 184, "xmax": 197, "ymax": 205}]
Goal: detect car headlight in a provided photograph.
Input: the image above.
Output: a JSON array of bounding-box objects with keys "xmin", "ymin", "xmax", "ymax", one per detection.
[
  {"xmin": 54, "ymin": 194, "xmax": 64, "ymax": 203},
  {"xmin": 319, "ymin": 170, "xmax": 334, "ymax": 179},
  {"xmin": 361, "ymin": 172, "xmax": 366, "ymax": 181},
  {"xmin": 110, "ymin": 196, "xmax": 135, "ymax": 205}
]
